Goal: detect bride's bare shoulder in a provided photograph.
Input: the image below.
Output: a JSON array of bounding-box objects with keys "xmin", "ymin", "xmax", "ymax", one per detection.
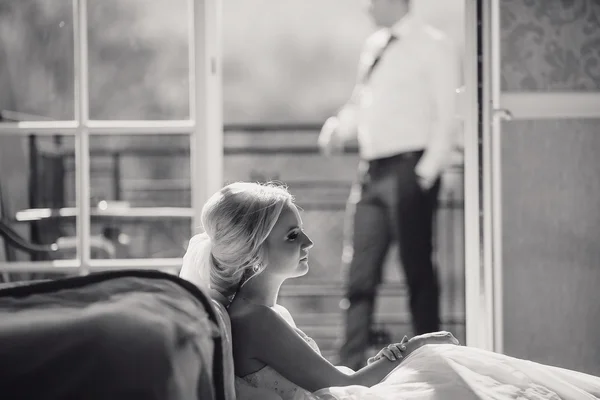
[
  {"xmin": 228, "ymin": 303, "xmax": 277, "ymax": 366},
  {"xmin": 228, "ymin": 302, "xmax": 278, "ymax": 332},
  {"xmin": 272, "ymin": 304, "xmax": 297, "ymax": 327}
]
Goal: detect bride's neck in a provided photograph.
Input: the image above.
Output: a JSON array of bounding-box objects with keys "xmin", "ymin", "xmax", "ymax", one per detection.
[{"xmin": 235, "ymin": 277, "xmax": 283, "ymax": 308}]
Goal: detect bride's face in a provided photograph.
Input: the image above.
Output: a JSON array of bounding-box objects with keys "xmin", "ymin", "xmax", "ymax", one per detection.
[{"xmin": 263, "ymin": 203, "xmax": 313, "ymax": 279}]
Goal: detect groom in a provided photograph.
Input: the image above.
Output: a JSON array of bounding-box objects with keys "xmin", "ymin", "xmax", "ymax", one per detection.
[{"xmin": 318, "ymin": 0, "xmax": 459, "ymax": 370}]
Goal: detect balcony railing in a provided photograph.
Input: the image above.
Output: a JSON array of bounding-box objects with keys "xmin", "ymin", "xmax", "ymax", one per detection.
[{"xmin": 1, "ymin": 123, "xmax": 465, "ymax": 355}]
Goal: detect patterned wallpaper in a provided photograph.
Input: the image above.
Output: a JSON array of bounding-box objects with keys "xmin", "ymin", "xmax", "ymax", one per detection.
[{"xmin": 501, "ymin": 0, "xmax": 600, "ymax": 91}]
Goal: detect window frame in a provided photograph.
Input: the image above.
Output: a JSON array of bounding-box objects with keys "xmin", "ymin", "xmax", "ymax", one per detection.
[{"xmin": 0, "ymin": 0, "xmax": 222, "ymax": 273}]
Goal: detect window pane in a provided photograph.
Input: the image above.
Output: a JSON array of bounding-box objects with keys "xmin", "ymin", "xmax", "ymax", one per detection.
[
  {"xmin": 222, "ymin": 0, "xmax": 371, "ymax": 124},
  {"xmin": 0, "ymin": 134, "xmax": 77, "ymax": 262},
  {"xmin": 0, "ymin": 0, "xmax": 74, "ymax": 121},
  {"xmin": 87, "ymin": 134, "xmax": 191, "ymax": 259},
  {"xmin": 223, "ymin": 0, "xmax": 467, "ymax": 124},
  {"xmin": 87, "ymin": 0, "xmax": 190, "ymax": 120}
]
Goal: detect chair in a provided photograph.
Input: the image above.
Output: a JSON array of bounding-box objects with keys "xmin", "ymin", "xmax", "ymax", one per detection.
[
  {"xmin": 26, "ymin": 134, "xmax": 71, "ymax": 260},
  {"xmin": 0, "ymin": 271, "xmax": 234, "ymax": 399},
  {"xmin": 212, "ymin": 301, "xmax": 237, "ymax": 400}
]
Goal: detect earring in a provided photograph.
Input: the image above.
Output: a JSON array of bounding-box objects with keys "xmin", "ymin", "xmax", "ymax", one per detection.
[{"xmin": 253, "ymin": 264, "xmax": 261, "ymax": 273}]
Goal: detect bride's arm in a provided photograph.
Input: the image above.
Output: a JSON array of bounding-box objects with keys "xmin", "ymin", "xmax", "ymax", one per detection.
[{"xmin": 236, "ymin": 305, "xmax": 402, "ymax": 392}]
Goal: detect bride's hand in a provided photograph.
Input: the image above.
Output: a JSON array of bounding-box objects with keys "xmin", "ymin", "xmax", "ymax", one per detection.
[
  {"xmin": 366, "ymin": 336, "xmax": 409, "ymax": 365},
  {"xmin": 366, "ymin": 331, "xmax": 459, "ymax": 365}
]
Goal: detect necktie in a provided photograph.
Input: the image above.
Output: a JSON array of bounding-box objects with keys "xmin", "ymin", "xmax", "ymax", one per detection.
[{"xmin": 361, "ymin": 33, "xmax": 398, "ymax": 84}]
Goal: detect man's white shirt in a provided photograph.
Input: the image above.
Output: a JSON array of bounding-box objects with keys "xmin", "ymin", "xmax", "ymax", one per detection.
[{"xmin": 336, "ymin": 13, "xmax": 460, "ymax": 183}]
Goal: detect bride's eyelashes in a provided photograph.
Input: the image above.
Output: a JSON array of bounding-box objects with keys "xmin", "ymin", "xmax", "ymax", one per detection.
[{"xmin": 286, "ymin": 230, "xmax": 300, "ymax": 242}]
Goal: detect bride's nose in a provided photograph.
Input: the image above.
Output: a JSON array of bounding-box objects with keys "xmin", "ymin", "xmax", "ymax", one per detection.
[{"xmin": 301, "ymin": 232, "xmax": 314, "ymax": 250}]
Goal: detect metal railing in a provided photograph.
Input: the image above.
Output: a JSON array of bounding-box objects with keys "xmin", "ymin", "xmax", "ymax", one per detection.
[
  {"xmin": 1, "ymin": 122, "xmax": 466, "ymax": 353},
  {"xmin": 2, "ymin": 123, "xmax": 464, "ymax": 274}
]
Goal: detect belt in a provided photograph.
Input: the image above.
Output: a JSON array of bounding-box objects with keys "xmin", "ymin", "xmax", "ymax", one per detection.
[{"xmin": 366, "ymin": 150, "xmax": 424, "ymax": 172}]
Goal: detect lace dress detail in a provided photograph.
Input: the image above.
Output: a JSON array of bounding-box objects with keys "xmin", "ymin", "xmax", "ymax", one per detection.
[{"xmin": 239, "ymin": 305, "xmax": 320, "ymax": 400}]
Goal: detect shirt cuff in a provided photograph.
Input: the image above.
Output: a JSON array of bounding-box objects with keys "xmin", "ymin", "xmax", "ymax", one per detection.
[
  {"xmin": 336, "ymin": 106, "xmax": 359, "ymax": 141},
  {"xmin": 414, "ymin": 160, "xmax": 439, "ymax": 185}
]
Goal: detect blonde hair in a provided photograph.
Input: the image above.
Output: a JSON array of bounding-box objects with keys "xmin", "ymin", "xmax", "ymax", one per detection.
[{"xmin": 180, "ymin": 182, "xmax": 293, "ymax": 303}]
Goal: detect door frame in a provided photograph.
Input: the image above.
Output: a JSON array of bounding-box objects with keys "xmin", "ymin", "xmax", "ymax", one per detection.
[{"xmin": 463, "ymin": 0, "xmax": 495, "ymax": 351}]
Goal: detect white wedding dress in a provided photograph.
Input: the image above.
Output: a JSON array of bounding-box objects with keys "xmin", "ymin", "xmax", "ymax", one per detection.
[{"xmin": 239, "ymin": 305, "xmax": 600, "ymax": 400}]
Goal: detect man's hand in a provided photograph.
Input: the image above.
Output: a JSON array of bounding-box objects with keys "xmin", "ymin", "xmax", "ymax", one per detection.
[
  {"xmin": 318, "ymin": 116, "xmax": 344, "ymax": 156},
  {"xmin": 405, "ymin": 331, "xmax": 460, "ymax": 355},
  {"xmin": 415, "ymin": 171, "xmax": 435, "ymax": 191}
]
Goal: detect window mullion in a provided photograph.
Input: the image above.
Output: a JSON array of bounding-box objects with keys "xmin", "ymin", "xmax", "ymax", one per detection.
[
  {"xmin": 0, "ymin": 121, "xmax": 79, "ymax": 135},
  {"xmin": 86, "ymin": 121, "xmax": 196, "ymax": 135},
  {"xmin": 190, "ymin": 0, "xmax": 223, "ymax": 236},
  {"xmin": 189, "ymin": 0, "xmax": 202, "ymax": 235},
  {"xmin": 74, "ymin": 0, "xmax": 91, "ymax": 273}
]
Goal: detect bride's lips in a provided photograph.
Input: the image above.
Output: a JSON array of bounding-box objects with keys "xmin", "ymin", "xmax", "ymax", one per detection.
[{"xmin": 299, "ymin": 254, "xmax": 309, "ymax": 261}]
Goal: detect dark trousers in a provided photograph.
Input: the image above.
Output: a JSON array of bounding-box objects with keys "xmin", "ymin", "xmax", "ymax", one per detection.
[{"xmin": 338, "ymin": 151, "xmax": 441, "ymax": 370}]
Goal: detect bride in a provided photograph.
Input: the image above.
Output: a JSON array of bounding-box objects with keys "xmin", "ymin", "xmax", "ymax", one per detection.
[{"xmin": 180, "ymin": 182, "xmax": 600, "ymax": 400}]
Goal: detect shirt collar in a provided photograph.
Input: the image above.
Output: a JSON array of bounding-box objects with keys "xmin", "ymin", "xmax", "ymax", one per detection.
[{"xmin": 389, "ymin": 11, "xmax": 420, "ymax": 38}]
